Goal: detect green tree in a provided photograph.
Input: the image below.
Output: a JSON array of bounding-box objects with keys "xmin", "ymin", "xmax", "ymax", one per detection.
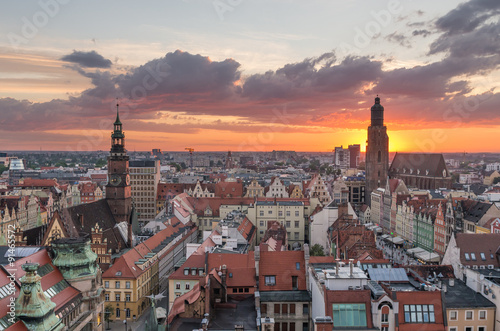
[
  {"xmin": 95, "ymin": 158, "xmax": 107, "ymax": 168},
  {"xmin": 104, "ymin": 304, "xmax": 114, "ymax": 328},
  {"xmin": 169, "ymin": 162, "xmax": 181, "ymax": 172},
  {"xmin": 310, "ymin": 244, "xmax": 325, "ymax": 256},
  {"xmin": 0, "ymin": 165, "xmax": 7, "ymax": 175},
  {"xmin": 309, "ymin": 160, "xmax": 320, "ymax": 171}
]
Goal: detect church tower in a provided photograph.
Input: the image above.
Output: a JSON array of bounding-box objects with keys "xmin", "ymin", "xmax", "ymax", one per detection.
[
  {"xmin": 365, "ymin": 96, "xmax": 389, "ymax": 204},
  {"xmin": 106, "ymin": 104, "xmax": 132, "ymax": 224}
]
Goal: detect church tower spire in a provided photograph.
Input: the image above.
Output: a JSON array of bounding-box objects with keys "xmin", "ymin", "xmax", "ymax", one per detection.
[
  {"xmin": 106, "ymin": 104, "xmax": 132, "ymax": 235},
  {"xmin": 110, "ymin": 103, "xmax": 126, "ymax": 156},
  {"xmin": 365, "ymin": 96, "xmax": 389, "ymax": 204}
]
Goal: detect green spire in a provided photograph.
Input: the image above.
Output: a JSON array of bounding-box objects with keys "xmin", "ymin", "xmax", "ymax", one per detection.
[
  {"xmin": 15, "ymin": 263, "xmax": 65, "ymax": 331},
  {"xmin": 114, "ymin": 102, "xmax": 122, "ymax": 125}
]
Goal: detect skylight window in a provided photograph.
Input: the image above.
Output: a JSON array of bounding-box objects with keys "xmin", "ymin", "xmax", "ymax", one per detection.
[
  {"xmin": 480, "ymin": 253, "xmax": 486, "ymax": 261},
  {"xmin": 471, "ymin": 253, "xmax": 477, "ymax": 261},
  {"xmin": 464, "ymin": 253, "xmax": 470, "ymax": 261}
]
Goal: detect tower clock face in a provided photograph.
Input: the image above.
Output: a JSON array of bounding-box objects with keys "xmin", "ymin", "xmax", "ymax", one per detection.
[{"xmin": 110, "ymin": 175, "xmax": 122, "ymax": 186}]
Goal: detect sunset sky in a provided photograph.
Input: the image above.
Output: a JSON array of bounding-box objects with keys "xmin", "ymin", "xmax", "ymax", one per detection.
[{"xmin": 1, "ymin": 0, "xmax": 499, "ymax": 153}]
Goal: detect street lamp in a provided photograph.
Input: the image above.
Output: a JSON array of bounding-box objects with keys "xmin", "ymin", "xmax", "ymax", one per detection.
[{"xmin": 123, "ymin": 319, "xmax": 127, "ymax": 331}]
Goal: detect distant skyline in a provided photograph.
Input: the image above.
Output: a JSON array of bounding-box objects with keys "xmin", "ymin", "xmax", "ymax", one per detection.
[{"xmin": 1, "ymin": 0, "xmax": 500, "ymax": 153}]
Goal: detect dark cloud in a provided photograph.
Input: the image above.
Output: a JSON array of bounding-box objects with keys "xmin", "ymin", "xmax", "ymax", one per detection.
[
  {"xmin": 61, "ymin": 50, "xmax": 112, "ymax": 68},
  {"xmin": 242, "ymin": 53, "xmax": 382, "ymax": 100},
  {"xmin": 412, "ymin": 29, "xmax": 431, "ymax": 37},
  {"xmin": 116, "ymin": 50, "xmax": 240, "ymax": 100},
  {"xmin": 435, "ymin": 0, "xmax": 500, "ymax": 36},
  {"xmin": 384, "ymin": 32, "xmax": 411, "ymax": 47},
  {"xmin": 430, "ymin": 23, "xmax": 500, "ymax": 59}
]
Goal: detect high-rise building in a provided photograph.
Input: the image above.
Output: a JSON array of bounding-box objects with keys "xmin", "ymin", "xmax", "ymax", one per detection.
[
  {"xmin": 106, "ymin": 104, "xmax": 132, "ymax": 226},
  {"xmin": 348, "ymin": 144, "xmax": 361, "ymax": 168},
  {"xmin": 334, "ymin": 146, "xmax": 350, "ymax": 169},
  {"xmin": 365, "ymin": 96, "xmax": 389, "ymax": 204},
  {"xmin": 129, "ymin": 159, "xmax": 161, "ymax": 224}
]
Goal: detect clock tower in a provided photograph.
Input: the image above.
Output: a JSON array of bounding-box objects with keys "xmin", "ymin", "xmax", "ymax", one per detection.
[{"xmin": 106, "ymin": 104, "xmax": 132, "ymax": 224}]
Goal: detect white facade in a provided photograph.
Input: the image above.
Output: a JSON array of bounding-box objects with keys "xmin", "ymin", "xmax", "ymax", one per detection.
[
  {"xmin": 463, "ymin": 268, "xmax": 500, "ymax": 331},
  {"xmin": 486, "ymin": 163, "xmax": 500, "ymax": 171},
  {"xmin": 310, "ymin": 202, "xmax": 357, "ymax": 250},
  {"xmin": 265, "ymin": 177, "xmax": 289, "ymax": 198}
]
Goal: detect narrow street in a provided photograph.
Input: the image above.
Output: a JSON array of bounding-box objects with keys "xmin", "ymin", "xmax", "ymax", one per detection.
[{"xmin": 376, "ymin": 237, "xmax": 418, "ymax": 266}]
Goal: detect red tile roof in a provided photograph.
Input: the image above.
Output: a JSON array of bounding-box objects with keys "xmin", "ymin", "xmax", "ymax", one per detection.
[
  {"xmin": 16, "ymin": 179, "xmax": 58, "ymax": 188},
  {"xmin": 215, "ymin": 181, "xmax": 243, "ymax": 198},
  {"xmin": 208, "ymin": 252, "xmax": 256, "ymax": 288},
  {"xmin": 169, "ymin": 253, "xmax": 206, "ymax": 280},
  {"xmin": 455, "ymin": 233, "xmax": 500, "ymax": 267},
  {"xmin": 258, "ymin": 251, "xmax": 306, "ymax": 291},
  {"xmin": 103, "ymin": 221, "xmax": 194, "ymax": 280},
  {"xmin": 237, "ymin": 217, "xmax": 256, "ymax": 243},
  {"xmin": 167, "ymin": 282, "xmax": 202, "ymax": 323}
]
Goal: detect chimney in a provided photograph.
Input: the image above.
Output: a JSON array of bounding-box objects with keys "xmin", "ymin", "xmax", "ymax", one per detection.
[
  {"xmin": 314, "ymin": 317, "xmax": 333, "ymax": 331},
  {"xmin": 79, "ymin": 213, "xmax": 84, "ymax": 227},
  {"xmin": 255, "ymin": 246, "xmax": 260, "ymax": 277},
  {"xmin": 449, "ymin": 278, "xmax": 455, "ymax": 287},
  {"xmin": 335, "ymin": 258, "xmax": 340, "ymax": 277},
  {"xmin": 261, "ymin": 317, "xmax": 275, "ymax": 331},
  {"xmin": 349, "ymin": 259, "xmax": 354, "ymax": 277},
  {"xmin": 338, "ymin": 203, "xmax": 348, "ymax": 217}
]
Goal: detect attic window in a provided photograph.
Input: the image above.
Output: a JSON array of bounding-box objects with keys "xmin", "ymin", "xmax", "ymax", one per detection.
[
  {"xmin": 296, "ymin": 262, "xmax": 300, "ymax": 270},
  {"xmin": 229, "ymin": 273, "xmax": 233, "ymax": 278},
  {"xmin": 115, "ymin": 271, "xmax": 122, "ymax": 276},
  {"xmin": 480, "ymin": 253, "xmax": 486, "ymax": 261},
  {"xmin": 471, "ymin": 253, "xmax": 477, "ymax": 261},
  {"xmin": 184, "ymin": 268, "xmax": 189, "ymax": 276},
  {"xmin": 464, "ymin": 253, "xmax": 470, "ymax": 261}
]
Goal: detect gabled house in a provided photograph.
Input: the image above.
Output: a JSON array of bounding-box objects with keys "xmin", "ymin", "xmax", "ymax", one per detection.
[{"xmin": 257, "ymin": 246, "xmax": 311, "ymax": 331}]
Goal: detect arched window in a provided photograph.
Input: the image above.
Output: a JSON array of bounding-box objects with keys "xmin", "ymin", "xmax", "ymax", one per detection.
[{"xmin": 378, "ymin": 150, "xmax": 382, "ymax": 163}]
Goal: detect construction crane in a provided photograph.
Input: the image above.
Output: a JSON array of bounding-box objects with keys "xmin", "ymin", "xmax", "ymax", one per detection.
[{"xmin": 185, "ymin": 148, "xmax": 194, "ymax": 171}]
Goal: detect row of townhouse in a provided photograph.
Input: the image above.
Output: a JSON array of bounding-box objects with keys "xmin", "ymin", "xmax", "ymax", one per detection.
[{"xmin": 370, "ymin": 178, "xmax": 500, "ymax": 259}]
